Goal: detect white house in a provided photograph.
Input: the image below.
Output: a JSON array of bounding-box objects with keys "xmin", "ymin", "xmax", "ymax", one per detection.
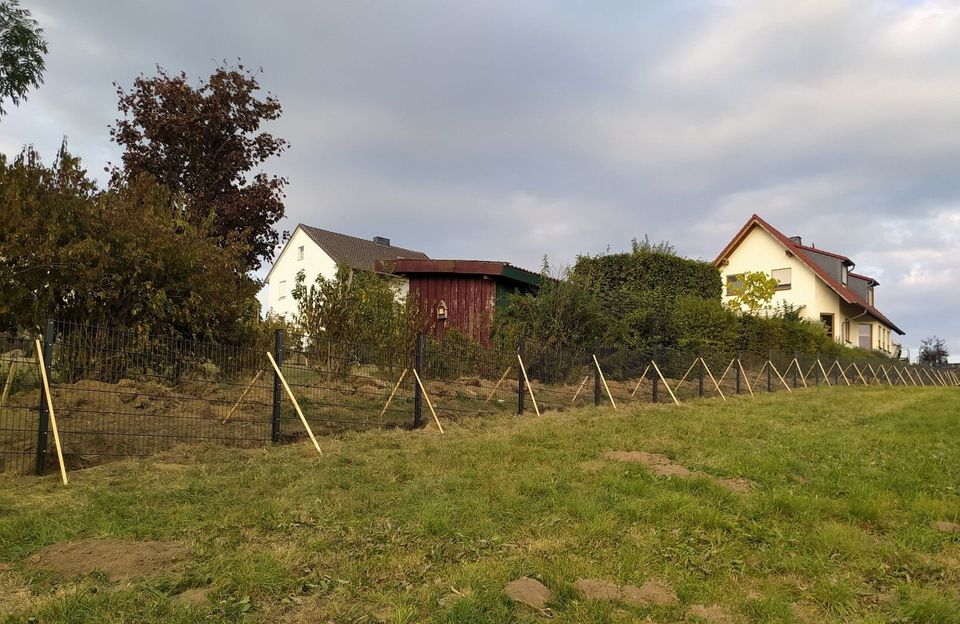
[
  {"xmin": 714, "ymin": 214, "xmax": 904, "ymax": 355},
  {"xmin": 265, "ymin": 224, "xmax": 429, "ymax": 318}
]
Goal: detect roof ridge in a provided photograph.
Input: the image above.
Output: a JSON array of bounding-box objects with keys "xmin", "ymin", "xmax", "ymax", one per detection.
[{"xmin": 299, "ymin": 223, "xmax": 424, "ymax": 255}]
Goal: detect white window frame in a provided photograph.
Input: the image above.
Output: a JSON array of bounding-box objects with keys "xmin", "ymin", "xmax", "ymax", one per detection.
[{"xmin": 771, "ymin": 267, "xmax": 791, "ymax": 291}]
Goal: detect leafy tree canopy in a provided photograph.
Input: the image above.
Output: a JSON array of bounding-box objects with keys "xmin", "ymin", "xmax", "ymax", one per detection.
[
  {"xmin": 918, "ymin": 336, "xmax": 949, "ymax": 366},
  {"xmin": 0, "ymin": 144, "xmax": 258, "ymax": 341},
  {"xmin": 0, "ymin": 0, "xmax": 47, "ymax": 116},
  {"xmin": 111, "ymin": 64, "xmax": 287, "ymax": 271}
]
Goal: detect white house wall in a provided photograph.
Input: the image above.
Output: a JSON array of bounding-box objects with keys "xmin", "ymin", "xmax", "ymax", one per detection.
[
  {"xmin": 719, "ymin": 226, "xmax": 818, "ymax": 318},
  {"xmin": 719, "ymin": 225, "xmax": 897, "ymax": 355},
  {"xmin": 265, "ymin": 227, "xmax": 337, "ymax": 319}
]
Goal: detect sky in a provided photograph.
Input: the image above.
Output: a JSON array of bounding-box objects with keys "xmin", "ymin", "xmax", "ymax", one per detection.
[{"xmin": 3, "ymin": 0, "xmax": 959, "ymax": 362}]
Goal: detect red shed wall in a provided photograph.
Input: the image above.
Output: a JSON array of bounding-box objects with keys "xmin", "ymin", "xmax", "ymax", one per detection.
[{"xmin": 408, "ymin": 274, "xmax": 497, "ymax": 346}]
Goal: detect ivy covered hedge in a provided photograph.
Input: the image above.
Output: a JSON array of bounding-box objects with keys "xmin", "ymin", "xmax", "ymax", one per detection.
[{"xmin": 573, "ymin": 250, "xmax": 721, "ymax": 306}]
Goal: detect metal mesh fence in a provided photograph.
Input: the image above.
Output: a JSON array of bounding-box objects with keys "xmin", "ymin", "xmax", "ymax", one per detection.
[{"xmin": 0, "ymin": 320, "xmax": 955, "ymax": 476}]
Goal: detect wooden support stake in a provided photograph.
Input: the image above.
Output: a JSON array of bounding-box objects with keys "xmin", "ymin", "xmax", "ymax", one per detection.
[
  {"xmin": 516, "ymin": 354, "xmax": 540, "ymax": 416},
  {"xmin": 817, "ymin": 359, "xmax": 833, "ymax": 387},
  {"xmin": 571, "ymin": 375, "xmax": 590, "ymax": 403},
  {"xmin": 673, "ymin": 359, "xmax": 699, "ymax": 393},
  {"xmin": 35, "ymin": 339, "xmax": 67, "ymax": 485},
  {"xmin": 483, "ymin": 366, "xmax": 512, "ymax": 403},
  {"xmin": 717, "ymin": 359, "xmax": 735, "ymax": 387},
  {"xmin": 851, "ymin": 362, "xmax": 869, "ymax": 386},
  {"xmin": 378, "ymin": 368, "xmax": 408, "ymax": 418},
  {"xmin": 222, "ymin": 369, "xmax": 263, "ymax": 424},
  {"xmin": 650, "ymin": 360, "xmax": 680, "ymax": 406},
  {"xmin": 411, "ymin": 368, "xmax": 444, "ymax": 432},
  {"xmin": 893, "ymin": 366, "xmax": 908, "ymax": 386},
  {"xmin": 592, "ymin": 354, "xmax": 617, "ymax": 410},
  {"xmin": 790, "ymin": 358, "xmax": 809, "ymax": 388},
  {"xmin": 904, "ymin": 367, "xmax": 919, "ymax": 386},
  {"xmin": 0, "ymin": 360, "xmax": 17, "ymax": 414},
  {"xmin": 882, "ymin": 365, "xmax": 894, "ymax": 386},
  {"xmin": 768, "ymin": 360, "xmax": 792, "ymax": 392},
  {"xmin": 753, "ymin": 360, "xmax": 769, "ymax": 389},
  {"xmin": 737, "ymin": 359, "xmax": 755, "ymax": 397},
  {"xmin": 266, "ymin": 351, "xmax": 323, "ymax": 454},
  {"xmin": 837, "ymin": 363, "xmax": 852, "ymax": 386},
  {"xmin": 700, "ymin": 358, "xmax": 726, "ymax": 401},
  {"xmin": 866, "ymin": 364, "xmax": 881, "ymax": 385},
  {"xmin": 630, "ymin": 365, "xmax": 651, "ymax": 398}
]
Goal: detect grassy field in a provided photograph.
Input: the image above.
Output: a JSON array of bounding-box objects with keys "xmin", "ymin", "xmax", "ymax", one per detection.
[{"xmin": 1, "ymin": 387, "xmax": 959, "ymax": 623}]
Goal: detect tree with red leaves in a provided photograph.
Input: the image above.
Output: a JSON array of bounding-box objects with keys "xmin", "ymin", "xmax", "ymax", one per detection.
[{"xmin": 111, "ymin": 64, "xmax": 287, "ymax": 271}]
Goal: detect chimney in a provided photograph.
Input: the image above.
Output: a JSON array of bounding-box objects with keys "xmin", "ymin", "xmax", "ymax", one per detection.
[
  {"xmin": 789, "ymin": 236, "xmax": 802, "ymax": 245},
  {"xmin": 373, "ymin": 236, "xmax": 390, "ymax": 247}
]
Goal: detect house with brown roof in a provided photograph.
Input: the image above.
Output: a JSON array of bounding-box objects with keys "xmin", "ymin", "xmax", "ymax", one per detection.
[
  {"xmin": 265, "ymin": 224, "xmax": 428, "ymax": 318},
  {"xmin": 714, "ymin": 215, "xmax": 904, "ymax": 356}
]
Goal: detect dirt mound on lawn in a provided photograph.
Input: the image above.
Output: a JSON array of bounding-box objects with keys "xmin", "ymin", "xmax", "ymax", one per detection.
[
  {"xmin": 27, "ymin": 538, "xmax": 189, "ymax": 581},
  {"xmin": 604, "ymin": 450, "xmax": 757, "ymax": 493}
]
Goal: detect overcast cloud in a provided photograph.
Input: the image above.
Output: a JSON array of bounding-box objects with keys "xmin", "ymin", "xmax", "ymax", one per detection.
[{"xmin": 3, "ymin": 0, "xmax": 959, "ymax": 360}]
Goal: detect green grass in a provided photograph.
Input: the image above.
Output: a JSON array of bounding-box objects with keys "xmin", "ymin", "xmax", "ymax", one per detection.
[{"xmin": 2, "ymin": 387, "xmax": 960, "ymax": 623}]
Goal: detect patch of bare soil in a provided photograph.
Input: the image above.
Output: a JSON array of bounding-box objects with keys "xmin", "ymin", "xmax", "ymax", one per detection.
[
  {"xmin": 633, "ymin": 580, "xmax": 679, "ymax": 607},
  {"xmin": 689, "ymin": 604, "xmax": 733, "ymax": 622},
  {"xmin": 576, "ymin": 578, "xmax": 678, "ymax": 607},
  {"xmin": 504, "ymin": 576, "xmax": 552, "ymax": 609},
  {"xmin": 27, "ymin": 538, "xmax": 189, "ymax": 581},
  {"xmin": 604, "ymin": 450, "xmax": 756, "ymax": 493},
  {"xmin": 933, "ymin": 521, "xmax": 960, "ymax": 533},
  {"xmin": 175, "ymin": 586, "xmax": 212, "ymax": 606},
  {"xmin": 604, "ymin": 451, "xmax": 671, "ymax": 465},
  {"xmin": 717, "ymin": 477, "xmax": 756, "ymax": 493}
]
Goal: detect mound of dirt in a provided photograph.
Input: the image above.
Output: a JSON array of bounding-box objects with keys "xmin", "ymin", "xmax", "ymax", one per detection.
[
  {"xmin": 603, "ymin": 450, "xmax": 671, "ymax": 465},
  {"xmin": 504, "ymin": 576, "xmax": 551, "ymax": 609},
  {"xmin": 689, "ymin": 604, "xmax": 733, "ymax": 622},
  {"xmin": 576, "ymin": 578, "xmax": 678, "ymax": 607},
  {"xmin": 933, "ymin": 521, "xmax": 960, "ymax": 533},
  {"xmin": 27, "ymin": 538, "xmax": 189, "ymax": 581},
  {"xmin": 604, "ymin": 450, "xmax": 756, "ymax": 493}
]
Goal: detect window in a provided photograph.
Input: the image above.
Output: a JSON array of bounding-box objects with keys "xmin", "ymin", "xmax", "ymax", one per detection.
[
  {"xmin": 278, "ymin": 280, "xmax": 287, "ymax": 300},
  {"xmin": 771, "ymin": 267, "xmax": 792, "ymax": 290},
  {"xmin": 297, "ymin": 246, "xmax": 304, "ymax": 261},
  {"xmin": 841, "ymin": 265, "xmax": 848, "ymax": 285},
  {"xmin": 842, "ymin": 320, "xmax": 850, "ymax": 343},
  {"xmin": 820, "ymin": 313, "xmax": 834, "ymax": 339},
  {"xmin": 867, "ymin": 287, "xmax": 874, "ymax": 306},
  {"xmin": 858, "ymin": 323, "xmax": 872, "ymax": 350},
  {"xmin": 726, "ymin": 273, "xmax": 744, "ymax": 296}
]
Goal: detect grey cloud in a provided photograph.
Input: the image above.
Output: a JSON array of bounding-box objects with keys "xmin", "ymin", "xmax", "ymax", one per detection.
[{"xmin": 4, "ymin": 0, "xmax": 959, "ymax": 359}]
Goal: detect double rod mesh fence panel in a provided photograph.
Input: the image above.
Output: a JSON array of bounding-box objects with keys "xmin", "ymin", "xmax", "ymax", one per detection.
[{"xmin": 1, "ymin": 319, "xmax": 955, "ymax": 475}]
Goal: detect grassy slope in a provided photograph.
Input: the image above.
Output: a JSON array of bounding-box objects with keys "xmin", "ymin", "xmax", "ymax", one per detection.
[{"xmin": 1, "ymin": 387, "xmax": 959, "ymax": 623}]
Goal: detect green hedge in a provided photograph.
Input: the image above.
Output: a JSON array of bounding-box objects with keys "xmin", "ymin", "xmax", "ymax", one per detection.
[{"xmin": 573, "ymin": 250, "xmax": 722, "ymax": 307}]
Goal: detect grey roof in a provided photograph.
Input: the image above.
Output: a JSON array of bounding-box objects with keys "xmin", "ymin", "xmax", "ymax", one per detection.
[{"xmin": 299, "ymin": 224, "xmax": 429, "ymax": 272}]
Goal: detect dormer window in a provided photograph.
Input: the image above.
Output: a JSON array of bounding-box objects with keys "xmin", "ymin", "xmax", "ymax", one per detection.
[{"xmin": 841, "ymin": 265, "xmax": 848, "ymax": 285}]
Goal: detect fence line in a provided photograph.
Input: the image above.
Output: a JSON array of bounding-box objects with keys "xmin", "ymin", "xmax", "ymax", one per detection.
[{"xmin": 1, "ymin": 320, "xmax": 956, "ymax": 476}]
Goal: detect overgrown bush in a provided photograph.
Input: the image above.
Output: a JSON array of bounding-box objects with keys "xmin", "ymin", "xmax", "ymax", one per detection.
[{"xmin": 292, "ymin": 266, "xmax": 423, "ymax": 372}]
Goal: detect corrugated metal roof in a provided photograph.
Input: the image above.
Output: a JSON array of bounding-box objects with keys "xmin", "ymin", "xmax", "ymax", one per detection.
[
  {"xmin": 299, "ymin": 224, "xmax": 429, "ymax": 272},
  {"xmin": 383, "ymin": 259, "xmax": 543, "ymax": 286}
]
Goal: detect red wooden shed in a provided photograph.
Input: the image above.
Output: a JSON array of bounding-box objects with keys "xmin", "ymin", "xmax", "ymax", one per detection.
[{"xmin": 377, "ymin": 259, "xmax": 542, "ymax": 346}]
